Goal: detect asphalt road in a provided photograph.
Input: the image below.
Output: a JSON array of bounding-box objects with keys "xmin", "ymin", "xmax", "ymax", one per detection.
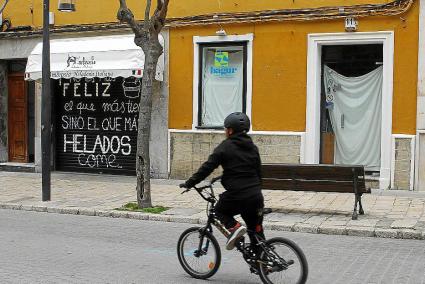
[{"xmin": 0, "ymin": 209, "xmax": 424, "ymax": 284}]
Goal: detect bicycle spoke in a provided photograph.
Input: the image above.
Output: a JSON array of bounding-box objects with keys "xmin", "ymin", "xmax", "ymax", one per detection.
[
  {"xmin": 183, "ymin": 232, "xmax": 216, "ymax": 273},
  {"xmin": 177, "ymin": 227, "xmax": 221, "ymax": 279},
  {"xmin": 259, "ymin": 238, "xmax": 308, "ymax": 284}
]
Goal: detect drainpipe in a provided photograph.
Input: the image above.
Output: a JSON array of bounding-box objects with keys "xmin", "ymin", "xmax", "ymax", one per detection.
[{"xmin": 416, "ymin": 0, "xmax": 425, "ymax": 191}]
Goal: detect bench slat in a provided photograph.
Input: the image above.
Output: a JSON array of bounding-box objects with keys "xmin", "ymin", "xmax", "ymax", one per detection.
[
  {"xmin": 262, "ymin": 178, "xmax": 369, "ymax": 193},
  {"xmin": 262, "ymin": 164, "xmax": 365, "ymax": 181},
  {"xmin": 262, "ymin": 163, "xmax": 365, "ymax": 170}
]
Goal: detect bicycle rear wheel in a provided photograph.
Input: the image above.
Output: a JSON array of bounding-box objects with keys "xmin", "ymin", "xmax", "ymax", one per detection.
[
  {"xmin": 177, "ymin": 226, "xmax": 221, "ymax": 279},
  {"xmin": 258, "ymin": 237, "xmax": 308, "ymax": 284}
]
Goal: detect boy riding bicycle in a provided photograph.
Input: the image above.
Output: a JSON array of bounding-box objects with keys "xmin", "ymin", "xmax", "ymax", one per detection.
[{"xmin": 180, "ymin": 112, "xmax": 265, "ymax": 252}]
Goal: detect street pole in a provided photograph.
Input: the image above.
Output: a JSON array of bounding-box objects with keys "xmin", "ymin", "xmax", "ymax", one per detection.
[{"xmin": 41, "ymin": 0, "xmax": 51, "ymax": 201}]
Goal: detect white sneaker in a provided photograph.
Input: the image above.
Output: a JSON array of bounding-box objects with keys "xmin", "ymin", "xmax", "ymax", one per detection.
[{"xmin": 226, "ymin": 225, "xmax": 247, "ymax": 250}]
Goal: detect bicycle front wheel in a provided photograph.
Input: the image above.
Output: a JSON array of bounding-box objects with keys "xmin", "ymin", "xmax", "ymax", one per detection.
[
  {"xmin": 258, "ymin": 237, "xmax": 308, "ymax": 284},
  {"xmin": 177, "ymin": 226, "xmax": 221, "ymax": 279}
]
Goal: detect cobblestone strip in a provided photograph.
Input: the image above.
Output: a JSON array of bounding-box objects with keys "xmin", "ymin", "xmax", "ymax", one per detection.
[{"xmin": 1, "ymin": 204, "xmax": 425, "ymax": 240}]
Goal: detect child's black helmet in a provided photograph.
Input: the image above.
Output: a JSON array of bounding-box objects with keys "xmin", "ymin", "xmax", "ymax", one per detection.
[{"xmin": 224, "ymin": 112, "xmax": 250, "ymax": 133}]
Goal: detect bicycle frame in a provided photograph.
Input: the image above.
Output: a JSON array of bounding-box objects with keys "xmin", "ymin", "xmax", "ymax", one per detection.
[
  {"xmin": 189, "ymin": 182, "xmax": 229, "ymax": 256},
  {"xmin": 180, "ymin": 179, "xmax": 306, "ymax": 282},
  {"xmin": 188, "ymin": 181, "xmax": 267, "ymax": 262}
]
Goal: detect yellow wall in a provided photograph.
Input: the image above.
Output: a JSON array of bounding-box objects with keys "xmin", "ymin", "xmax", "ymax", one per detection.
[
  {"xmin": 2, "ymin": 1, "xmax": 419, "ymax": 134},
  {"xmin": 169, "ymin": 3, "xmax": 419, "ymax": 134},
  {"xmin": 2, "ymin": 0, "xmax": 413, "ymax": 28},
  {"xmin": 2, "ymin": 0, "xmax": 33, "ymax": 27},
  {"xmin": 3, "ymin": 0, "xmax": 142, "ymax": 27}
]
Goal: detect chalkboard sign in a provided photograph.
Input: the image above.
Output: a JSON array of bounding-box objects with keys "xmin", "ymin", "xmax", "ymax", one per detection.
[{"xmin": 55, "ymin": 77, "xmax": 140, "ymax": 175}]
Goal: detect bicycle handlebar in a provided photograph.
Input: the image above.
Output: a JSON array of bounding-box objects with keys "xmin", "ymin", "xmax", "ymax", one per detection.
[
  {"xmin": 192, "ymin": 185, "xmax": 215, "ymax": 203},
  {"xmin": 180, "ymin": 176, "xmax": 221, "ymax": 202}
]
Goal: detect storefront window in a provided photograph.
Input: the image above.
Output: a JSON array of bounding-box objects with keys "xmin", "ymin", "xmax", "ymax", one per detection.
[{"xmin": 198, "ymin": 43, "xmax": 247, "ymax": 128}]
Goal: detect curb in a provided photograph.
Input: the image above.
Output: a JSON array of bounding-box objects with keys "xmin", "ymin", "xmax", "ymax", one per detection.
[{"xmin": 1, "ymin": 203, "xmax": 424, "ymax": 241}]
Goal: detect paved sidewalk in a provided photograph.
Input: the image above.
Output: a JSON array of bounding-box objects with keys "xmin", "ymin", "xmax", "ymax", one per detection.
[{"xmin": 1, "ymin": 171, "xmax": 425, "ymax": 240}]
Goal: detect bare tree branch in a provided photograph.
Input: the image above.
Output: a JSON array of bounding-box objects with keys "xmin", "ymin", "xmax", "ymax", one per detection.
[
  {"xmin": 144, "ymin": 0, "xmax": 152, "ymax": 31},
  {"xmin": 160, "ymin": 0, "xmax": 170, "ymax": 19},
  {"xmin": 0, "ymin": 0, "xmax": 10, "ymax": 15},
  {"xmin": 152, "ymin": 0, "xmax": 169, "ymax": 32},
  {"xmin": 156, "ymin": 0, "xmax": 163, "ymax": 11},
  {"xmin": 117, "ymin": 0, "xmax": 142, "ymax": 36}
]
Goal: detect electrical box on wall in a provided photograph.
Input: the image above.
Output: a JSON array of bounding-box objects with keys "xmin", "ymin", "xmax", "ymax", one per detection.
[{"xmin": 49, "ymin": 12, "xmax": 55, "ymax": 25}]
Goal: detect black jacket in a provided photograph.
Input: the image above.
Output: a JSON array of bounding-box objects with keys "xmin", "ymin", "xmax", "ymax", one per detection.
[{"xmin": 185, "ymin": 133, "xmax": 262, "ymax": 199}]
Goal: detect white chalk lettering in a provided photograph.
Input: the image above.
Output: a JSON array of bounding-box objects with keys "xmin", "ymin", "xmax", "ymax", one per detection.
[
  {"xmin": 63, "ymin": 134, "xmax": 131, "ymax": 156},
  {"xmin": 64, "ymin": 101, "xmax": 73, "ymax": 112},
  {"xmin": 93, "ymin": 135, "xmax": 108, "ymax": 154},
  {"xmin": 74, "ymin": 83, "xmax": 81, "ymax": 97},
  {"xmin": 87, "ymin": 117, "xmax": 99, "ymax": 131},
  {"xmin": 61, "ymin": 116, "xmax": 85, "ymax": 130},
  {"xmin": 63, "ymin": 134, "xmax": 74, "ymax": 152},
  {"xmin": 101, "ymin": 117, "xmax": 122, "ymax": 131},
  {"xmin": 84, "ymin": 83, "xmax": 92, "ymax": 97},
  {"xmin": 77, "ymin": 153, "xmax": 122, "ymax": 169},
  {"xmin": 62, "ymin": 80, "xmax": 113, "ymax": 97},
  {"xmin": 73, "ymin": 134, "xmax": 84, "ymax": 153},
  {"xmin": 110, "ymin": 136, "xmax": 120, "ymax": 154},
  {"xmin": 63, "ymin": 83, "xmax": 70, "ymax": 97},
  {"xmin": 121, "ymin": 136, "xmax": 131, "ymax": 155},
  {"xmin": 60, "ymin": 78, "xmax": 137, "ymax": 171},
  {"xmin": 61, "ymin": 116, "xmax": 69, "ymax": 129},
  {"xmin": 124, "ymin": 117, "xmax": 138, "ymax": 131},
  {"xmin": 102, "ymin": 83, "xmax": 111, "ymax": 97},
  {"xmin": 102, "ymin": 100, "xmax": 139, "ymax": 114},
  {"xmin": 76, "ymin": 102, "xmax": 96, "ymax": 114}
]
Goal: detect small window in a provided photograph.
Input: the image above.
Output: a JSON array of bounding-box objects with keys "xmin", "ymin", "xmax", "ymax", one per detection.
[
  {"xmin": 8, "ymin": 60, "xmax": 27, "ymax": 73},
  {"xmin": 197, "ymin": 42, "xmax": 247, "ymax": 128}
]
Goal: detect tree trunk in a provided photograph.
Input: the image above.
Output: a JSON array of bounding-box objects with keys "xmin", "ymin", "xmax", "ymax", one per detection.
[
  {"xmin": 136, "ymin": 50, "xmax": 161, "ymax": 208},
  {"xmin": 117, "ymin": 0, "xmax": 169, "ymax": 208}
]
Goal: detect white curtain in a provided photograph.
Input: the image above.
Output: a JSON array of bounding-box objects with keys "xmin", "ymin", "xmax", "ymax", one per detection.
[
  {"xmin": 201, "ymin": 48, "xmax": 243, "ymax": 126},
  {"xmin": 324, "ymin": 65, "xmax": 383, "ymax": 171}
]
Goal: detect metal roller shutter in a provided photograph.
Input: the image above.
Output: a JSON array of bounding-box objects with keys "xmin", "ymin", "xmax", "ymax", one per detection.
[{"xmin": 55, "ymin": 77, "xmax": 140, "ymax": 175}]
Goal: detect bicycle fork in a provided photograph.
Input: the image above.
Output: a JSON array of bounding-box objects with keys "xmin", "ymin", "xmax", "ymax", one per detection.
[{"xmin": 195, "ymin": 224, "xmax": 219, "ymax": 257}]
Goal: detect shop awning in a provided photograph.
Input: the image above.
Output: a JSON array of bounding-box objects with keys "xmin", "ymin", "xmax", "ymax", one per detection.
[{"xmin": 25, "ymin": 34, "xmax": 164, "ymax": 81}]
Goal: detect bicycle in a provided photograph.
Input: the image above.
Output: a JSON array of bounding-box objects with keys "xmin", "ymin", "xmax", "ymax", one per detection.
[{"xmin": 177, "ymin": 176, "xmax": 309, "ymax": 284}]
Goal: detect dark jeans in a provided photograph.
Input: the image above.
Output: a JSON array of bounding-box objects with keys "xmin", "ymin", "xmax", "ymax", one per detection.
[{"xmin": 215, "ymin": 193, "xmax": 265, "ymax": 246}]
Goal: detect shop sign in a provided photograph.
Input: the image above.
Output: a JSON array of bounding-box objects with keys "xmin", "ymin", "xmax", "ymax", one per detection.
[
  {"xmin": 214, "ymin": 51, "xmax": 229, "ymax": 67},
  {"xmin": 66, "ymin": 54, "xmax": 97, "ymax": 69},
  {"xmin": 210, "ymin": 51, "xmax": 238, "ymax": 77}
]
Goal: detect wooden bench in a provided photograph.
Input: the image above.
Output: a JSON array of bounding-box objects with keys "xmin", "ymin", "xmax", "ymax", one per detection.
[{"xmin": 261, "ymin": 163, "xmax": 371, "ymax": 220}]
